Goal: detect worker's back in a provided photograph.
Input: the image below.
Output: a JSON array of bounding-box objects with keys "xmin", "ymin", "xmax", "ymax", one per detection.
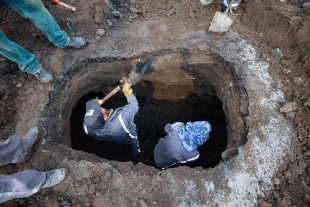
[
  {"xmin": 84, "ymin": 108, "xmax": 131, "ymax": 144},
  {"xmin": 154, "ymin": 122, "xmax": 200, "ymax": 169}
]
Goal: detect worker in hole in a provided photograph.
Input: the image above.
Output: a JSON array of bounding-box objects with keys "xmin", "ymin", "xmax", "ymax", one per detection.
[
  {"xmin": 154, "ymin": 121, "xmax": 212, "ymax": 169},
  {"xmin": 0, "ymin": 127, "xmax": 68, "ymax": 203},
  {"xmin": 0, "ymin": 0, "xmax": 88, "ymax": 83},
  {"xmin": 83, "ymin": 78, "xmax": 141, "ymax": 156}
]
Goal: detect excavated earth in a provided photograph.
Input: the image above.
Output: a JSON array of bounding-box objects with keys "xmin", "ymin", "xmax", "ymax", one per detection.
[{"xmin": 1, "ymin": 0, "xmax": 310, "ymax": 206}]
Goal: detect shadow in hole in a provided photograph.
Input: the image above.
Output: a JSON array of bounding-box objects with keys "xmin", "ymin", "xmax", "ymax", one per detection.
[{"xmin": 70, "ymin": 81, "xmax": 227, "ymax": 169}]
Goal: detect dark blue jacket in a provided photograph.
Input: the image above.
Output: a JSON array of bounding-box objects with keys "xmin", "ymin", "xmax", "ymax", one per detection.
[
  {"xmin": 154, "ymin": 122, "xmax": 200, "ymax": 169},
  {"xmin": 83, "ymin": 94, "xmax": 140, "ymax": 154}
]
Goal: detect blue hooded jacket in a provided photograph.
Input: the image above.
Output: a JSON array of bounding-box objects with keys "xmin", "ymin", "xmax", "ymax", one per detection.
[
  {"xmin": 177, "ymin": 121, "xmax": 212, "ymax": 152},
  {"xmin": 154, "ymin": 121, "xmax": 212, "ymax": 169}
]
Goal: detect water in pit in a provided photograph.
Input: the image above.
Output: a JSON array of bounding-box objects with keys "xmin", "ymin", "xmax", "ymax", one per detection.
[{"xmin": 70, "ymin": 81, "xmax": 227, "ymax": 169}]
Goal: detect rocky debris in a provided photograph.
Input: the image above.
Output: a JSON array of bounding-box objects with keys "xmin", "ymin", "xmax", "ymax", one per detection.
[
  {"xmin": 292, "ymin": 77, "xmax": 305, "ymax": 85},
  {"xmin": 267, "ymin": 3, "xmax": 277, "ymax": 10},
  {"xmin": 66, "ymin": 18, "xmax": 77, "ymax": 34},
  {"xmin": 289, "ymin": 16, "xmax": 302, "ymax": 25},
  {"xmin": 189, "ymin": 10, "xmax": 195, "ymax": 19},
  {"xmin": 270, "ymin": 48, "xmax": 283, "ymax": 60},
  {"xmin": 107, "ymin": 19, "xmax": 114, "ymax": 28},
  {"xmin": 280, "ymin": 102, "xmax": 297, "ymax": 113},
  {"xmin": 277, "ymin": 196, "xmax": 292, "ymax": 207},
  {"xmin": 89, "ymin": 0, "xmax": 95, "ymax": 9},
  {"xmin": 303, "ymin": 80, "xmax": 308, "ymax": 87},
  {"xmin": 261, "ymin": 53, "xmax": 267, "ymax": 59},
  {"xmin": 58, "ymin": 197, "xmax": 73, "ymax": 207},
  {"xmin": 272, "ymin": 177, "xmax": 280, "ymax": 185},
  {"xmin": 285, "ymin": 112, "xmax": 295, "ymax": 120},
  {"xmin": 72, "ymin": 203, "xmax": 84, "ymax": 207},
  {"xmin": 95, "ymin": 36, "xmax": 101, "ymax": 41},
  {"xmin": 257, "ymin": 199, "xmax": 272, "ymax": 207},
  {"xmin": 139, "ymin": 199, "xmax": 148, "ymax": 207},
  {"xmin": 304, "ymin": 149, "xmax": 310, "ymax": 157},
  {"xmin": 89, "ymin": 184, "xmax": 96, "ymax": 194},
  {"xmin": 130, "ymin": 13, "xmax": 139, "ymax": 19},
  {"xmin": 0, "ymin": 57, "xmax": 7, "ymax": 62},
  {"xmin": 112, "ymin": 11, "xmax": 120, "ymax": 17},
  {"xmin": 302, "ymin": 2, "xmax": 310, "ymax": 9},
  {"xmin": 282, "ymin": 69, "xmax": 291, "ymax": 74},
  {"xmin": 94, "ymin": 6, "xmax": 104, "ymax": 24},
  {"xmin": 288, "ymin": 0, "xmax": 297, "ymax": 5},
  {"xmin": 303, "ymin": 99, "xmax": 310, "ymax": 107},
  {"xmin": 16, "ymin": 83, "xmax": 23, "ymax": 88},
  {"xmin": 96, "ymin": 28, "xmax": 106, "ymax": 37},
  {"xmin": 284, "ymin": 170, "xmax": 292, "ymax": 179},
  {"xmin": 130, "ymin": 7, "xmax": 142, "ymax": 14},
  {"xmin": 221, "ymin": 148, "xmax": 238, "ymax": 161},
  {"xmin": 18, "ymin": 198, "xmax": 27, "ymax": 206}
]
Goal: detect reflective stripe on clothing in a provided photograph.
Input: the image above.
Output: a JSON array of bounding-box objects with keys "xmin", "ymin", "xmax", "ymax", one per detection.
[
  {"xmin": 154, "ymin": 122, "xmax": 200, "ymax": 169},
  {"xmin": 118, "ymin": 114, "xmax": 137, "ymax": 139},
  {"xmin": 83, "ymin": 124, "xmax": 88, "ymax": 135}
]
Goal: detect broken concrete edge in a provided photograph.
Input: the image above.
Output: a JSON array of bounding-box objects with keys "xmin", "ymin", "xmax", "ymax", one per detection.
[{"xmin": 35, "ymin": 31, "xmax": 294, "ymax": 206}]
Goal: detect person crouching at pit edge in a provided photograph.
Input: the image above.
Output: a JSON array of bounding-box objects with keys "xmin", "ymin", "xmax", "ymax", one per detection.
[
  {"xmin": 154, "ymin": 121, "xmax": 212, "ymax": 170},
  {"xmin": 83, "ymin": 78, "xmax": 141, "ymax": 156}
]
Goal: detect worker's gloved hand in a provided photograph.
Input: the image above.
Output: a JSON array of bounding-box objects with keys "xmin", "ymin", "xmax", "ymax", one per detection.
[
  {"xmin": 95, "ymin": 97, "xmax": 103, "ymax": 105},
  {"xmin": 121, "ymin": 77, "xmax": 133, "ymax": 98}
]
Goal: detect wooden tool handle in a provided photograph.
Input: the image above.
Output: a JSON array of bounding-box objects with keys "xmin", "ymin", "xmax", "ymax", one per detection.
[
  {"xmin": 100, "ymin": 86, "xmax": 121, "ymax": 104},
  {"xmin": 55, "ymin": 0, "xmax": 76, "ymax": 11}
]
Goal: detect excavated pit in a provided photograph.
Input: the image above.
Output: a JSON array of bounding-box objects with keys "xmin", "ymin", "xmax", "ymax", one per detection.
[
  {"xmin": 43, "ymin": 51, "xmax": 247, "ymax": 170},
  {"xmin": 70, "ymin": 85, "xmax": 227, "ymax": 168}
]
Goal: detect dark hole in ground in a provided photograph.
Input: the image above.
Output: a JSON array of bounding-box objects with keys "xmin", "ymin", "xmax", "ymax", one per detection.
[{"xmin": 70, "ymin": 81, "xmax": 228, "ymax": 169}]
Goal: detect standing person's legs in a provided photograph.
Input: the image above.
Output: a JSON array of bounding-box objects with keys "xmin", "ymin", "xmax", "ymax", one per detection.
[
  {"xmin": 0, "ymin": 127, "xmax": 38, "ymax": 166},
  {"xmin": 0, "ymin": 170, "xmax": 46, "ymax": 203},
  {"xmin": 0, "ymin": 31, "xmax": 41, "ymax": 75},
  {"xmin": 0, "ymin": 168, "xmax": 68, "ymax": 204},
  {"xmin": 4, "ymin": 0, "xmax": 69, "ymax": 48},
  {"xmin": 0, "ymin": 30, "xmax": 53, "ymax": 82}
]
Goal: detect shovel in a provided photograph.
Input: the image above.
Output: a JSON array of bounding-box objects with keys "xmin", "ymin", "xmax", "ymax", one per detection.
[
  {"xmin": 208, "ymin": 0, "xmax": 238, "ymax": 34},
  {"xmin": 96, "ymin": 59, "xmax": 153, "ymax": 105}
]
